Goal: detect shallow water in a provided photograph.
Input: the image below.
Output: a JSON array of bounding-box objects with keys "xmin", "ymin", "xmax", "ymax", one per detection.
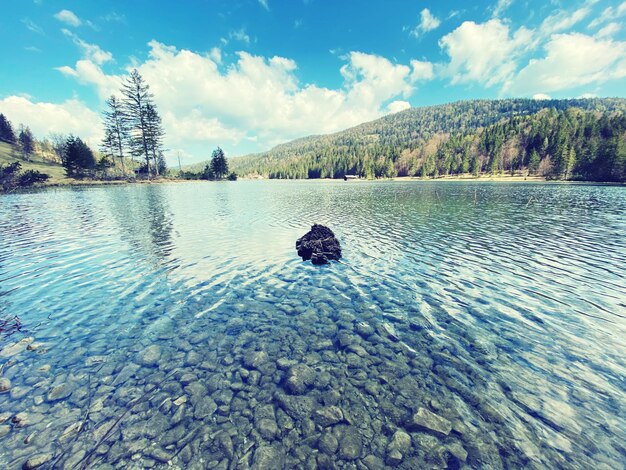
[{"xmin": 0, "ymin": 180, "xmax": 625, "ymax": 469}]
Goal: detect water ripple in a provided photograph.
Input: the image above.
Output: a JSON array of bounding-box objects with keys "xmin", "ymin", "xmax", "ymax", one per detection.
[{"xmin": 0, "ymin": 181, "xmax": 625, "ymax": 469}]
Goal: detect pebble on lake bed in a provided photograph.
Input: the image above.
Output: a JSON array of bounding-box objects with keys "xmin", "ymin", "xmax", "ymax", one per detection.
[{"xmin": 0, "ymin": 377, "xmax": 11, "ymax": 393}]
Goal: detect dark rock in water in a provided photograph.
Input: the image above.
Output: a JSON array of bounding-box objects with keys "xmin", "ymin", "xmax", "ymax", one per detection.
[{"xmin": 296, "ymin": 224, "xmax": 342, "ymax": 265}]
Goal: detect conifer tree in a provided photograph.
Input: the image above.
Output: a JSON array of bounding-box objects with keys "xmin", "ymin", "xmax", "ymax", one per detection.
[
  {"xmin": 0, "ymin": 114, "xmax": 16, "ymax": 143},
  {"xmin": 101, "ymin": 95, "xmax": 129, "ymax": 172},
  {"xmin": 121, "ymin": 69, "xmax": 154, "ymax": 176},
  {"xmin": 18, "ymin": 126, "xmax": 35, "ymax": 160},
  {"xmin": 63, "ymin": 135, "xmax": 96, "ymax": 178},
  {"xmin": 210, "ymin": 147, "xmax": 229, "ymax": 180},
  {"xmin": 144, "ymin": 103, "xmax": 165, "ymax": 176}
]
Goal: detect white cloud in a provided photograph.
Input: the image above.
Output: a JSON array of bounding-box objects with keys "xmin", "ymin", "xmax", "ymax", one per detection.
[
  {"xmin": 505, "ymin": 33, "xmax": 626, "ymax": 95},
  {"xmin": 588, "ymin": 2, "xmax": 626, "ymax": 28},
  {"xmin": 61, "ymin": 29, "xmax": 113, "ymax": 65},
  {"xmin": 410, "ymin": 60, "xmax": 435, "ymax": 81},
  {"xmin": 493, "ymin": 0, "xmax": 513, "ymax": 18},
  {"xmin": 22, "ymin": 18, "xmax": 44, "ymax": 35},
  {"xmin": 533, "ymin": 93, "xmax": 551, "ymax": 100},
  {"xmin": 596, "ymin": 22, "xmax": 621, "ymax": 38},
  {"xmin": 0, "ymin": 96, "xmax": 102, "ymax": 146},
  {"xmin": 410, "ymin": 8, "xmax": 441, "ymax": 37},
  {"xmin": 386, "ymin": 100, "xmax": 411, "ymax": 114},
  {"xmin": 54, "ymin": 9, "xmax": 82, "ymax": 27},
  {"xmin": 230, "ymin": 28, "xmax": 251, "ymax": 44},
  {"xmin": 258, "ymin": 0, "xmax": 269, "ymax": 10},
  {"xmin": 439, "ymin": 19, "xmax": 534, "ymax": 87},
  {"xmin": 56, "ymin": 60, "xmax": 121, "ymax": 99},
  {"xmin": 209, "ymin": 47, "xmax": 222, "ymax": 64},
  {"xmin": 540, "ymin": 7, "xmax": 591, "ymax": 35},
  {"xmin": 58, "ymin": 41, "xmax": 425, "ymax": 156}
]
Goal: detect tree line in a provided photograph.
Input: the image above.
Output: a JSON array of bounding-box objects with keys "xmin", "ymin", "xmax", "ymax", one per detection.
[
  {"xmin": 230, "ymin": 98, "xmax": 626, "ymax": 182},
  {"xmin": 0, "ymin": 114, "xmax": 35, "ymax": 159},
  {"xmin": 179, "ymin": 147, "xmax": 237, "ymax": 181}
]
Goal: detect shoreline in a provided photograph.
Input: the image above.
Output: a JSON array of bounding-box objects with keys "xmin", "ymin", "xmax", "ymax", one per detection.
[{"xmin": 5, "ymin": 174, "xmax": 623, "ymax": 193}]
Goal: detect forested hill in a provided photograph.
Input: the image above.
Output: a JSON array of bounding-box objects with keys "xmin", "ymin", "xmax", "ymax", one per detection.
[{"xmin": 223, "ymin": 98, "xmax": 626, "ymax": 182}]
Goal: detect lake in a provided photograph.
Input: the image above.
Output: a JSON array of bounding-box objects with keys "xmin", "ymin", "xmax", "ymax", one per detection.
[{"xmin": 0, "ymin": 180, "xmax": 625, "ymax": 469}]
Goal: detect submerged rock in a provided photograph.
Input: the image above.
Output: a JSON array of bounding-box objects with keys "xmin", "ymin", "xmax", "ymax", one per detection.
[
  {"xmin": 284, "ymin": 364, "xmax": 316, "ymax": 395},
  {"xmin": 338, "ymin": 426, "xmax": 362, "ymax": 460},
  {"xmin": 0, "ymin": 377, "xmax": 11, "ymax": 393},
  {"xmin": 137, "ymin": 344, "xmax": 161, "ymax": 366},
  {"xmin": 22, "ymin": 453, "xmax": 52, "ymax": 469},
  {"xmin": 407, "ymin": 408, "xmax": 452, "ymax": 437},
  {"xmin": 47, "ymin": 384, "xmax": 73, "ymax": 402},
  {"xmin": 314, "ymin": 406, "xmax": 344, "ymax": 427},
  {"xmin": 296, "ymin": 224, "xmax": 342, "ymax": 265},
  {"xmin": 252, "ymin": 445, "xmax": 285, "ymax": 469}
]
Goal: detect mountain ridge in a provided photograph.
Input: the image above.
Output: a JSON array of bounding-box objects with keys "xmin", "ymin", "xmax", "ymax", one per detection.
[{"xmin": 186, "ymin": 97, "xmax": 626, "ymax": 181}]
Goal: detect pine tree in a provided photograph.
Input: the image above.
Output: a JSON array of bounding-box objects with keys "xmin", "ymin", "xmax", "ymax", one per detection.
[
  {"xmin": 121, "ymin": 69, "xmax": 154, "ymax": 176},
  {"xmin": 528, "ymin": 150, "xmax": 540, "ymax": 174},
  {"xmin": 144, "ymin": 103, "xmax": 165, "ymax": 176},
  {"xmin": 0, "ymin": 114, "xmax": 16, "ymax": 143},
  {"xmin": 63, "ymin": 135, "xmax": 96, "ymax": 177},
  {"xmin": 210, "ymin": 147, "xmax": 229, "ymax": 179},
  {"xmin": 101, "ymin": 95, "xmax": 129, "ymax": 173},
  {"xmin": 18, "ymin": 126, "xmax": 35, "ymax": 160},
  {"xmin": 565, "ymin": 147, "xmax": 576, "ymax": 180}
]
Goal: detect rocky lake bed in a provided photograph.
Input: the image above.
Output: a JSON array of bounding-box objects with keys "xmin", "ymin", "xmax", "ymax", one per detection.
[{"xmin": 1, "ymin": 181, "xmax": 625, "ymax": 469}]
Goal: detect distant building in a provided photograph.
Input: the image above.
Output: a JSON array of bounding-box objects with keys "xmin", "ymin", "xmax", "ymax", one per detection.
[{"xmin": 343, "ymin": 174, "xmax": 358, "ymax": 181}]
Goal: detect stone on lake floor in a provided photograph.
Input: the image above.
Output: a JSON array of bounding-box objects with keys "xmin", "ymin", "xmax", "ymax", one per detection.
[
  {"xmin": 46, "ymin": 384, "xmax": 73, "ymax": 402},
  {"xmin": 318, "ymin": 432, "xmax": 339, "ymax": 454},
  {"xmin": 338, "ymin": 426, "xmax": 363, "ymax": 460},
  {"xmin": 22, "ymin": 453, "xmax": 52, "ymax": 470},
  {"xmin": 407, "ymin": 407, "xmax": 452, "ymax": 437},
  {"xmin": 296, "ymin": 224, "xmax": 342, "ymax": 265},
  {"xmin": 137, "ymin": 344, "xmax": 161, "ymax": 366},
  {"xmin": 0, "ymin": 377, "xmax": 11, "ymax": 393},
  {"xmin": 388, "ymin": 430, "xmax": 411, "ymax": 454},
  {"xmin": 252, "ymin": 445, "xmax": 285, "ymax": 470},
  {"xmin": 284, "ymin": 364, "xmax": 316, "ymax": 395},
  {"xmin": 243, "ymin": 350, "xmax": 269, "ymax": 369},
  {"xmin": 0, "ymin": 337, "xmax": 34, "ymax": 358},
  {"xmin": 314, "ymin": 405, "xmax": 344, "ymax": 426}
]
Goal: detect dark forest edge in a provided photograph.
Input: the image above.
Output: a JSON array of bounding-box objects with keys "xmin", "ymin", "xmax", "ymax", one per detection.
[{"xmin": 226, "ymin": 98, "xmax": 626, "ymax": 183}]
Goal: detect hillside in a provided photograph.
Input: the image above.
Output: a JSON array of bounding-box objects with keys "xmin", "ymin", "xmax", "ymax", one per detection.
[
  {"xmin": 204, "ymin": 98, "xmax": 626, "ymax": 181},
  {"xmin": 0, "ymin": 141, "xmax": 69, "ymax": 184}
]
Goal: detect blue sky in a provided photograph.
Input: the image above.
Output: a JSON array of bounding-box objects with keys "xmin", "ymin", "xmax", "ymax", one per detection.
[{"xmin": 1, "ymin": 0, "xmax": 625, "ymax": 164}]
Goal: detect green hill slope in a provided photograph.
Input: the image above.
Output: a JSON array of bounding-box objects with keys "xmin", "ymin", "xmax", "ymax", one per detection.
[
  {"xmin": 0, "ymin": 141, "xmax": 69, "ymax": 184},
  {"xmin": 206, "ymin": 97, "xmax": 626, "ymax": 181}
]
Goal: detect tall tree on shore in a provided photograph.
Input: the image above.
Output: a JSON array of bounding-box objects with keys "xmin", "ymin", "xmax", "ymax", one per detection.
[
  {"xmin": 0, "ymin": 114, "xmax": 16, "ymax": 143},
  {"xmin": 62, "ymin": 135, "xmax": 96, "ymax": 178},
  {"xmin": 18, "ymin": 126, "xmax": 35, "ymax": 160},
  {"xmin": 144, "ymin": 103, "xmax": 165, "ymax": 176},
  {"xmin": 121, "ymin": 69, "xmax": 154, "ymax": 176},
  {"xmin": 210, "ymin": 147, "xmax": 229, "ymax": 179},
  {"xmin": 101, "ymin": 95, "xmax": 129, "ymax": 172}
]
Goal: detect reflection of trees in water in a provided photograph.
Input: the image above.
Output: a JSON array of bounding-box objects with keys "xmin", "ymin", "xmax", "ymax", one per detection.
[
  {"xmin": 0, "ymin": 197, "xmax": 57, "ymax": 336},
  {"xmin": 107, "ymin": 185, "xmax": 175, "ymax": 267}
]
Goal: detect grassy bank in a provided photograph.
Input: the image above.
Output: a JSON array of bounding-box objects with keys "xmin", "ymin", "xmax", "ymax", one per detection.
[
  {"xmin": 1, "ymin": 141, "xmax": 188, "ymax": 190},
  {"xmin": 0, "ymin": 141, "xmax": 70, "ymax": 185}
]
